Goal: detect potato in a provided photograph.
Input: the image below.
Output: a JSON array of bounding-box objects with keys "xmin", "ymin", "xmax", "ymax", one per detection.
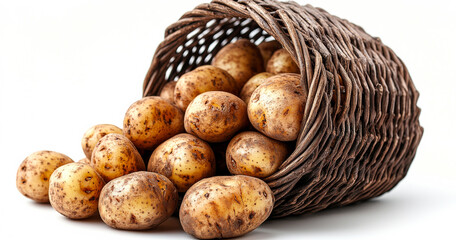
[
  {"xmin": 174, "ymin": 65, "xmax": 238, "ymax": 111},
  {"xmin": 248, "ymin": 73, "xmax": 306, "ymax": 141},
  {"xmin": 78, "ymin": 157, "xmax": 90, "ymax": 164},
  {"xmin": 99, "ymin": 171, "xmax": 178, "ymax": 230},
  {"xmin": 258, "ymin": 40, "xmax": 282, "ymax": 68},
  {"xmin": 90, "ymin": 133, "xmax": 145, "ymax": 182},
  {"xmin": 159, "ymin": 81, "xmax": 177, "ymax": 103},
  {"xmin": 16, "ymin": 151, "xmax": 74, "ymax": 202},
  {"xmin": 123, "ymin": 96, "xmax": 184, "ymax": 150},
  {"xmin": 212, "ymin": 39, "xmax": 264, "ymax": 89},
  {"xmin": 266, "ymin": 49, "xmax": 300, "ymax": 74},
  {"xmin": 180, "ymin": 175, "xmax": 274, "ymax": 239},
  {"xmin": 184, "ymin": 91, "xmax": 248, "ymax": 142},
  {"xmin": 240, "ymin": 72, "xmax": 274, "ymax": 104},
  {"xmin": 49, "ymin": 162, "xmax": 105, "ymax": 219},
  {"xmin": 148, "ymin": 133, "xmax": 215, "ymax": 192},
  {"xmin": 226, "ymin": 131, "xmax": 288, "ymax": 178},
  {"xmin": 81, "ymin": 124, "xmax": 122, "ymax": 159}
]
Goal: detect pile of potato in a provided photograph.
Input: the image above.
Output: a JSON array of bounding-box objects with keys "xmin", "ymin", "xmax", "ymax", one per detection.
[{"xmin": 16, "ymin": 38, "xmax": 305, "ymax": 239}]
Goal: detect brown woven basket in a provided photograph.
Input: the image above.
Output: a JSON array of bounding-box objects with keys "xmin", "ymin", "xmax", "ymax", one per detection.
[{"xmin": 143, "ymin": 0, "xmax": 423, "ymax": 218}]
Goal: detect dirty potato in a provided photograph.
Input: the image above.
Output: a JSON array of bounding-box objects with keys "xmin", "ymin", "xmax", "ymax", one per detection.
[
  {"xmin": 90, "ymin": 133, "xmax": 145, "ymax": 182},
  {"xmin": 258, "ymin": 40, "xmax": 282, "ymax": 68},
  {"xmin": 81, "ymin": 124, "xmax": 123, "ymax": 159},
  {"xmin": 16, "ymin": 151, "xmax": 74, "ymax": 202},
  {"xmin": 180, "ymin": 175, "xmax": 274, "ymax": 239},
  {"xmin": 184, "ymin": 91, "xmax": 248, "ymax": 143},
  {"xmin": 266, "ymin": 49, "xmax": 300, "ymax": 74},
  {"xmin": 148, "ymin": 133, "xmax": 215, "ymax": 192},
  {"xmin": 226, "ymin": 131, "xmax": 288, "ymax": 178},
  {"xmin": 212, "ymin": 39, "xmax": 264, "ymax": 89},
  {"xmin": 78, "ymin": 157, "xmax": 90, "ymax": 164},
  {"xmin": 240, "ymin": 72, "xmax": 274, "ymax": 104},
  {"xmin": 248, "ymin": 73, "xmax": 306, "ymax": 141},
  {"xmin": 123, "ymin": 96, "xmax": 184, "ymax": 150},
  {"xmin": 49, "ymin": 162, "xmax": 105, "ymax": 219},
  {"xmin": 99, "ymin": 171, "xmax": 178, "ymax": 230},
  {"xmin": 159, "ymin": 81, "xmax": 177, "ymax": 103},
  {"xmin": 174, "ymin": 65, "xmax": 238, "ymax": 111}
]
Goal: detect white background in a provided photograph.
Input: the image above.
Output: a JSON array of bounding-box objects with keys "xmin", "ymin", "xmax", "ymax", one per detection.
[{"xmin": 1, "ymin": 0, "xmax": 455, "ymax": 239}]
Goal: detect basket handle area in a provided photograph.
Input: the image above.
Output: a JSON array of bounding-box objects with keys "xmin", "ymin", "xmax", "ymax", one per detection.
[{"xmin": 143, "ymin": 0, "xmax": 423, "ymax": 218}]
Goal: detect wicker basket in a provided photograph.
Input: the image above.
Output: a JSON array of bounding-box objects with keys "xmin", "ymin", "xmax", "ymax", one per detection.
[{"xmin": 143, "ymin": 0, "xmax": 423, "ymax": 218}]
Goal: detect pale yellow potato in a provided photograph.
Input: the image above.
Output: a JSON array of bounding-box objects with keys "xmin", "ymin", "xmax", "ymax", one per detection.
[
  {"xmin": 81, "ymin": 124, "xmax": 123, "ymax": 159},
  {"xmin": 159, "ymin": 81, "xmax": 177, "ymax": 103},
  {"xmin": 16, "ymin": 151, "xmax": 74, "ymax": 202},
  {"xmin": 266, "ymin": 49, "xmax": 300, "ymax": 74},
  {"xmin": 180, "ymin": 175, "xmax": 274, "ymax": 239},
  {"xmin": 78, "ymin": 157, "xmax": 90, "ymax": 164},
  {"xmin": 90, "ymin": 133, "xmax": 145, "ymax": 182},
  {"xmin": 99, "ymin": 171, "xmax": 178, "ymax": 230},
  {"xmin": 258, "ymin": 40, "xmax": 282, "ymax": 68},
  {"xmin": 49, "ymin": 162, "xmax": 105, "ymax": 219},
  {"xmin": 184, "ymin": 91, "xmax": 248, "ymax": 143},
  {"xmin": 123, "ymin": 96, "xmax": 184, "ymax": 150},
  {"xmin": 148, "ymin": 133, "xmax": 215, "ymax": 192},
  {"xmin": 248, "ymin": 73, "xmax": 306, "ymax": 141},
  {"xmin": 226, "ymin": 131, "xmax": 288, "ymax": 178},
  {"xmin": 240, "ymin": 72, "xmax": 274, "ymax": 104},
  {"xmin": 212, "ymin": 39, "xmax": 264, "ymax": 89},
  {"xmin": 174, "ymin": 65, "xmax": 238, "ymax": 111}
]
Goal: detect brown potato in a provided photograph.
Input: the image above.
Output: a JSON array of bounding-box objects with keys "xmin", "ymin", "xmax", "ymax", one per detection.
[
  {"xmin": 174, "ymin": 65, "xmax": 238, "ymax": 111},
  {"xmin": 266, "ymin": 49, "xmax": 300, "ymax": 74},
  {"xmin": 16, "ymin": 151, "xmax": 74, "ymax": 202},
  {"xmin": 226, "ymin": 131, "xmax": 288, "ymax": 178},
  {"xmin": 49, "ymin": 162, "xmax": 105, "ymax": 219},
  {"xmin": 78, "ymin": 157, "xmax": 90, "ymax": 164},
  {"xmin": 159, "ymin": 81, "xmax": 177, "ymax": 103},
  {"xmin": 184, "ymin": 91, "xmax": 248, "ymax": 143},
  {"xmin": 258, "ymin": 40, "xmax": 282, "ymax": 68},
  {"xmin": 148, "ymin": 133, "xmax": 215, "ymax": 192},
  {"xmin": 240, "ymin": 72, "xmax": 274, "ymax": 104},
  {"xmin": 81, "ymin": 124, "xmax": 123, "ymax": 159},
  {"xmin": 212, "ymin": 39, "xmax": 264, "ymax": 89},
  {"xmin": 180, "ymin": 175, "xmax": 274, "ymax": 239},
  {"xmin": 90, "ymin": 133, "xmax": 145, "ymax": 182},
  {"xmin": 123, "ymin": 96, "xmax": 184, "ymax": 150},
  {"xmin": 99, "ymin": 171, "xmax": 178, "ymax": 230},
  {"xmin": 248, "ymin": 73, "xmax": 306, "ymax": 141}
]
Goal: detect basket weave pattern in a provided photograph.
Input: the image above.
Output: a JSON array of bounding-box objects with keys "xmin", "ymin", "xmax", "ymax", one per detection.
[{"xmin": 143, "ymin": 0, "xmax": 423, "ymax": 218}]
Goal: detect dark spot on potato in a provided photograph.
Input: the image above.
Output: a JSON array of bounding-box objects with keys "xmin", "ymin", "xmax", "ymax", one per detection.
[
  {"xmin": 263, "ymin": 191, "xmax": 267, "ymax": 197},
  {"xmin": 204, "ymin": 193, "xmax": 210, "ymax": 199},
  {"xmin": 130, "ymin": 214, "xmax": 137, "ymax": 224},
  {"xmin": 85, "ymin": 176, "xmax": 92, "ymax": 181},
  {"xmin": 249, "ymin": 211, "xmax": 256, "ymax": 219}
]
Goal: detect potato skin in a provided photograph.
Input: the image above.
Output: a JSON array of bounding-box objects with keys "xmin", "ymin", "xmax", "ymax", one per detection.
[
  {"xmin": 180, "ymin": 175, "xmax": 274, "ymax": 239},
  {"xmin": 16, "ymin": 151, "xmax": 74, "ymax": 202},
  {"xmin": 240, "ymin": 72, "xmax": 274, "ymax": 104},
  {"xmin": 81, "ymin": 124, "xmax": 123, "ymax": 159},
  {"xmin": 184, "ymin": 91, "xmax": 248, "ymax": 143},
  {"xmin": 258, "ymin": 40, "xmax": 282, "ymax": 68},
  {"xmin": 78, "ymin": 157, "xmax": 90, "ymax": 164},
  {"xmin": 174, "ymin": 65, "xmax": 238, "ymax": 111},
  {"xmin": 226, "ymin": 131, "xmax": 288, "ymax": 178},
  {"xmin": 98, "ymin": 171, "xmax": 178, "ymax": 230},
  {"xmin": 159, "ymin": 81, "xmax": 177, "ymax": 103},
  {"xmin": 212, "ymin": 39, "xmax": 264, "ymax": 89},
  {"xmin": 90, "ymin": 133, "xmax": 145, "ymax": 182},
  {"xmin": 266, "ymin": 49, "xmax": 300, "ymax": 74},
  {"xmin": 49, "ymin": 162, "xmax": 105, "ymax": 219},
  {"xmin": 248, "ymin": 73, "xmax": 306, "ymax": 141},
  {"xmin": 148, "ymin": 133, "xmax": 215, "ymax": 192},
  {"xmin": 123, "ymin": 96, "xmax": 184, "ymax": 150}
]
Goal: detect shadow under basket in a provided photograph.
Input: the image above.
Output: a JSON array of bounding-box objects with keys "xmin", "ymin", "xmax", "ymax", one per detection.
[{"xmin": 142, "ymin": 0, "xmax": 423, "ymax": 218}]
